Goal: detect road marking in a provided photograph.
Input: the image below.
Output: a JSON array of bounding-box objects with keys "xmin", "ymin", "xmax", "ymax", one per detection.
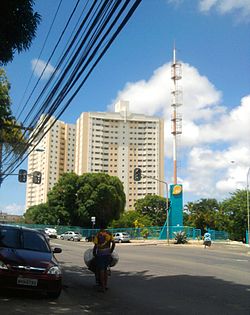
[{"xmin": 234, "ymin": 259, "xmax": 248, "ymax": 262}]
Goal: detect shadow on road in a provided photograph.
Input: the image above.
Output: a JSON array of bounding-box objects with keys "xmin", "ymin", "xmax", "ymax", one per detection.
[{"xmin": 0, "ymin": 263, "xmax": 249, "ymax": 314}]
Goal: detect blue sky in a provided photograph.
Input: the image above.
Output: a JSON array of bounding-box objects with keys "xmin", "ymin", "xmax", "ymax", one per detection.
[{"xmin": 1, "ymin": 0, "xmax": 249, "ymax": 215}]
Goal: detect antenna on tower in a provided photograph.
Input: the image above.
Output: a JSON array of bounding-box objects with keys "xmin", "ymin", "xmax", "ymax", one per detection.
[{"xmin": 171, "ymin": 45, "xmax": 182, "ymax": 185}]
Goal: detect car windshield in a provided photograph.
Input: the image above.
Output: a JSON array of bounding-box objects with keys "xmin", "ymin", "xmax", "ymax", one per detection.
[
  {"xmin": 0, "ymin": 227, "xmax": 51, "ymax": 252},
  {"xmin": 23, "ymin": 230, "xmax": 50, "ymax": 252}
]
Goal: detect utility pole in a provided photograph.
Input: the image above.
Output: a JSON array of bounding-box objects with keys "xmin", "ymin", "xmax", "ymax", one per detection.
[
  {"xmin": 133, "ymin": 168, "xmax": 170, "ymax": 244},
  {"xmin": 247, "ymin": 167, "xmax": 250, "ymax": 246}
]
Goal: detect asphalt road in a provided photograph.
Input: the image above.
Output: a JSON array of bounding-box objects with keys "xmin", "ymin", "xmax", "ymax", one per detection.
[{"xmin": 0, "ymin": 240, "xmax": 249, "ymax": 315}]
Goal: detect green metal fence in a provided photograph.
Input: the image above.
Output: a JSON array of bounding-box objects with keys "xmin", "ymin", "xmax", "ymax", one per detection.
[{"xmin": 3, "ymin": 222, "xmax": 229, "ymax": 241}]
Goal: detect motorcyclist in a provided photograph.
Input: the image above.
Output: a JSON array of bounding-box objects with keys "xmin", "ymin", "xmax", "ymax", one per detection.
[{"xmin": 203, "ymin": 232, "xmax": 212, "ymax": 248}]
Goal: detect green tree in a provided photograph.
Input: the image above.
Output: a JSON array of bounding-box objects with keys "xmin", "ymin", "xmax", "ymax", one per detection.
[
  {"xmin": 110, "ymin": 210, "xmax": 152, "ymax": 228},
  {"xmin": 0, "ymin": 0, "xmax": 41, "ymax": 65},
  {"xmin": 0, "ymin": 68, "xmax": 26, "ymax": 183},
  {"xmin": 25, "ymin": 203, "xmax": 70, "ymax": 225},
  {"xmin": 134, "ymin": 194, "xmax": 167, "ymax": 226},
  {"xmin": 184, "ymin": 199, "xmax": 220, "ymax": 234},
  {"xmin": 27, "ymin": 172, "xmax": 126, "ymax": 227},
  {"xmin": 47, "ymin": 172, "xmax": 79, "ymax": 225},
  {"xmin": 25, "ymin": 203, "xmax": 49, "ymax": 224},
  {"xmin": 219, "ymin": 190, "xmax": 248, "ymax": 241},
  {"xmin": 75, "ymin": 173, "xmax": 126, "ymax": 227}
]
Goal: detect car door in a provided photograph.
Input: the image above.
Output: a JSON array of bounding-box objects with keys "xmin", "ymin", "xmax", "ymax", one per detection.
[{"xmin": 68, "ymin": 232, "xmax": 73, "ymax": 240}]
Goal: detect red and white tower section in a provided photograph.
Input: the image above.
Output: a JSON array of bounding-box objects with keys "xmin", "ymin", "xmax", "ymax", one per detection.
[{"xmin": 171, "ymin": 47, "xmax": 182, "ymax": 185}]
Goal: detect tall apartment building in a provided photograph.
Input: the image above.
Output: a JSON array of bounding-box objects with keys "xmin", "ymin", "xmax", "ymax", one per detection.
[
  {"xmin": 25, "ymin": 101, "xmax": 164, "ymax": 210},
  {"xmin": 75, "ymin": 101, "xmax": 164, "ymax": 209},
  {"xmin": 25, "ymin": 116, "xmax": 76, "ymax": 209}
]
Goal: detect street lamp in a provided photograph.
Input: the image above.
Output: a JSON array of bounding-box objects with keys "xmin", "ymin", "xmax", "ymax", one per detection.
[{"xmin": 247, "ymin": 167, "xmax": 250, "ymax": 246}]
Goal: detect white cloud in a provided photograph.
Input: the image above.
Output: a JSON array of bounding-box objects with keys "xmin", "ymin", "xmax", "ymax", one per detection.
[
  {"xmin": 198, "ymin": 95, "xmax": 250, "ymax": 144},
  {"xmin": 183, "ymin": 145, "xmax": 249, "ymax": 198},
  {"xmin": 31, "ymin": 58, "xmax": 56, "ymax": 79},
  {"xmin": 109, "ymin": 61, "xmax": 223, "ymax": 152},
  {"xmin": 169, "ymin": 1, "xmax": 250, "ymax": 21},
  {"xmin": 108, "ymin": 61, "xmax": 250, "ymax": 201},
  {"xmin": 2, "ymin": 203, "xmax": 25, "ymax": 216},
  {"xmin": 199, "ymin": 0, "xmax": 250, "ymax": 19}
]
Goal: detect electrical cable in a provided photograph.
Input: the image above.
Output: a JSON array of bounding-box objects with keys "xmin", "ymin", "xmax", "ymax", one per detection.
[
  {"xmin": 2, "ymin": 0, "xmax": 142, "ymax": 179},
  {"xmin": 15, "ymin": 0, "xmax": 63, "ymax": 120},
  {"xmin": 1, "ymin": 0, "xmax": 85, "ymax": 163}
]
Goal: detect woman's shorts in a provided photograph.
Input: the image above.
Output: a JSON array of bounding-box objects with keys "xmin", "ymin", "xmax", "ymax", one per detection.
[{"xmin": 96, "ymin": 255, "xmax": 111, "ymax": 271}]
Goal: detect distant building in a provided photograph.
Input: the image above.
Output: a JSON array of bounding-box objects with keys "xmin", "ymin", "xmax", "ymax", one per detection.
[
  {"xmin": 0, "ymin": 212, "xmax": 23, "ymax": 223},
  {"xmin": 25, "ymin": 101, "xmax": 164, "ymax": 210},
  {"xmin": 26, "ymin": 116, "xmax": 76, "ymax": 209}
]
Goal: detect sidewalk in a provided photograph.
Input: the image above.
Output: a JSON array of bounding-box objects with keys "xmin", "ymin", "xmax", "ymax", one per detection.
[{"xmin": 128, "ymin": 239, "xmax": 247, "ymax": 247}]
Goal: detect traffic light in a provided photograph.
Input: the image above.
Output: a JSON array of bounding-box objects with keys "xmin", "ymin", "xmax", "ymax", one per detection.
[
  {"xmin": 18, "ymin": 169, "xmax": 27, "ymax": 183},
  {"xmin": 134, "ymin": 168, "xmax": 142, "ymax": 181},
  {"xmin": 33, "ymin": 171, "xmax": 42, "ymax": 184}
]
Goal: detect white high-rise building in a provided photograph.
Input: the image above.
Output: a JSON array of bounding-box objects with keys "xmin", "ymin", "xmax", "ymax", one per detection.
[
  {"xmin": 25, "ymin": 116, "xmax": 76, "ymax": 209},
  {"xmin": 25, "ymin": 101, "xmax": 164, "ymax": 210},
  {"xmin": 75, "ymin": 101, "xmax": 164, "ymax": 209}
]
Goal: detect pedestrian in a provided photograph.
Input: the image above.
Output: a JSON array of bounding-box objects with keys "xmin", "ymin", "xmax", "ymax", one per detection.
[
  {"xmin": 203, "ymin": 231, "xmax": 212, "ymax": 248},
  {"xmin": 93, "ymin": 224, "xmax": 115, "ymax": 292}
]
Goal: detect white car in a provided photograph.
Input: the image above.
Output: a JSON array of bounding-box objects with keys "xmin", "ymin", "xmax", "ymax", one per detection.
[
  {"xmin": 113, "ymin": 232, "xmax": 131, "ymax": 243},
  {"xmin": 44, "ymin": 228, "xmax": 58, "ymax": 239}
]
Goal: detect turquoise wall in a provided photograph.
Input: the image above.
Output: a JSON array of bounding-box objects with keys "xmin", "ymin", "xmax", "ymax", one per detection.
[{"xmin": 169, "ymin": 184, "xmax": 183, "ymax": 227}]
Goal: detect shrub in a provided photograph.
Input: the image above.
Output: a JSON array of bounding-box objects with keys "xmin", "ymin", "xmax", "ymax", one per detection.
[{"xmin": 174, "ymin": 231, "xmax": 188, "ymax": 244}]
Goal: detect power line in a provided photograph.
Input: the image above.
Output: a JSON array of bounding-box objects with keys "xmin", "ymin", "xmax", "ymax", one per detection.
[
  {"xmin": 2, "ymin": 0, "xmax": 142, "ymax": 180},
  {"xmin": 15, "ymin": 0, "xmax": 63, "ymax": 120}
]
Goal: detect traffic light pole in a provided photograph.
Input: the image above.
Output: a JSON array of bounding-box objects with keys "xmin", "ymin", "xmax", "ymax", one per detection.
[
  {"xmin": 0, "ymin": 170, "xmax": 42, "ymax": 184},
  {"xmin": 141, "ymin": 174, "xmax": 170, "ymax": 245}
]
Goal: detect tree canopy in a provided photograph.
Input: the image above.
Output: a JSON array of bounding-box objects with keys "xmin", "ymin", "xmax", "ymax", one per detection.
[
  {"xmin": 134, "ymin": 194, "xmax": 167, "ymax": 226},
  {"xmin": 219, "ymin": 190, "xmax": 248, "ymax": 241},
  {"xmin": 184, "ymin": 193, "xmax": 249, "ymax": 241},
  {"xmin": 110, "ymin": 210, "xmax": 152, "ymax": 228},
  {"xmin": 0, "ymin": 68, "xmax": 12, "ymax": 127},
  {"xmin": 0, "ymin": 0, "xmax": 41, "ymax": 65},
  {"xmin": 184, "ymin": 198, "xmax": 220, "ymax": 234},
  {"xmin": 25, "ymin": 172, "xmax": 126, "ymax": 227},
  {"xmin": 0, "ymin": 69, "xmax": 26, "ymax": 184}
]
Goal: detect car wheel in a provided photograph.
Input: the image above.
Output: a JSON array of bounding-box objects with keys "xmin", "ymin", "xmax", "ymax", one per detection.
[
  {"xmin": 47, "ymin": 289, "xmax": 61, "ymax": 299},
  {"xmin": 118, "ymin": 239, "xmax": 122, "ymax": 243},
  {"xmin": 60, "ymin": 236, "xmax": 64, "ymax": 240},
  {"xmin": 70, "ymin": 237, "xmax": 74, "ymax": 241}
]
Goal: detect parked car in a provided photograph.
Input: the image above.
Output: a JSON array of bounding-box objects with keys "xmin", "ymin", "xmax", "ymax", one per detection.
[
  {"xmin": 85, "ymin": 235, "xmax": 94, "ymax": 242},
  {"xmin": 113, "ymin": 232, "xmax": 131, "ymax": 243},
  {"xmin": 44, "ymin": 228, "xmax": 58, "ymax": 239},
  {"xmin": 59, "ymin": 231, "xmax": 82, "ymax": 241},
  {"xmin": 0, "ymin": 225, "xmax": 62, "ymax": 298},
  {"xmin": 36, "ymin": 228, "xmax": 50, "ymax": 242}
]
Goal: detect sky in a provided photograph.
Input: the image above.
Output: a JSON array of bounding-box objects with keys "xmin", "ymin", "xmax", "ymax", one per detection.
[{"xmin": 0, "ymin": 0, "xmax": 249, "ymax": 215}]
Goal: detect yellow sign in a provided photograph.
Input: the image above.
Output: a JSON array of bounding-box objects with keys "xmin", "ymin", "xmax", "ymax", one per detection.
[{"xmin": 173, "ymin": 185, "xmax": 182, "ymax": 195}]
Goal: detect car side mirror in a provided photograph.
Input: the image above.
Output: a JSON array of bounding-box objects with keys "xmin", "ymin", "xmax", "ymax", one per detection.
[{"xmin": 53, "ymin": 247, "xmax": 62, "ymax": 254}]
